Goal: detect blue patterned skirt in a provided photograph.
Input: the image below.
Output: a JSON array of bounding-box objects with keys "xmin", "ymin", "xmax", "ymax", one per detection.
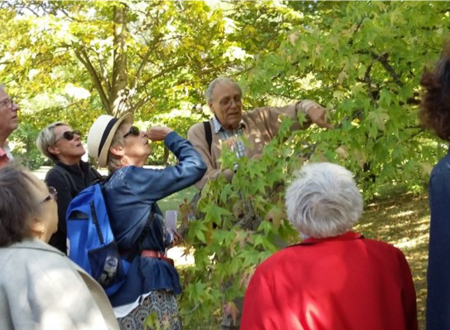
[{"xmin": 118, "ymin": 290, "xmax": 182, "ymax": 330}]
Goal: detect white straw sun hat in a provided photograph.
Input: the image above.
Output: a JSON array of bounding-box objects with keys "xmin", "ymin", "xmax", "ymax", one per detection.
[{"xmin": 87, "ymin": 113, "xmax": 133, "ymax": 167}]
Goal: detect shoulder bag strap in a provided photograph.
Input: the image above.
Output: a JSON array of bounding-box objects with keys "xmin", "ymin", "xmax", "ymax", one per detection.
[
  {"xmin": 126, "ymin": 210, "xmax": 155, "ymax": 262},
  {"xmin": 203, "ymin": 121, "xmax": 212, "ymax": 154}
]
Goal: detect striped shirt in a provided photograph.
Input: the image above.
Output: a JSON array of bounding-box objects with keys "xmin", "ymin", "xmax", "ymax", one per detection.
[{"xmin": 212, "ymin": 116, "xmax": 246, "ymax": 160}]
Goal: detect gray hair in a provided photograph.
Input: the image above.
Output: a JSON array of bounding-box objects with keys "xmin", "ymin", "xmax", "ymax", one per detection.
[
  {"xmin": 107, "ymin": 121, "xmax": 128, "ymax": 173},
  {"xmin": 0, "ymin": 166, "xmax": 41, "ymax": 247},
  {"xmin": 285, "ymin": 162, "xmax": 363, "ymax": 239},
  {"xmin": 205, "ymin": 77, "xmax": 242, "ymax": 104},
  {"xmin": 36, "ymin": 122, "xmax": 67, "ymax": 163}
]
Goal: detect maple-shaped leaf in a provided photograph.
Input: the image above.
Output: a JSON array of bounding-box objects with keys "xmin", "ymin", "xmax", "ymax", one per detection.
[
  {"xmin": 264, "ymin": 204, "xmax": 286, "ymax": 229},
  {"xmin": 367, "ymin": 108, "xmax": 390, "ymax": 131}
]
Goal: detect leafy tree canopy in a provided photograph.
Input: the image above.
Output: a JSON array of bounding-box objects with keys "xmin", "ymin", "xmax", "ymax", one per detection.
[{"xmin": 1, "ymin": 1, "xmax": 449, "ymax": 327}]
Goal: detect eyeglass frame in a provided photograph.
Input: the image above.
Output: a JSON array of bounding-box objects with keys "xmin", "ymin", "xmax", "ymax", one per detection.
[
  {"xmin": 123, "ymin": 126, "xmax": 140, "ymax": 138},
  {"xmin": 0, "ymin": 98, "xmax": 15, "ymax": 110},
  {"xmin": 42, "ymin": 186, "xmax": 58, "ymax": 203},
  {"xmin": 54, "ymin": 130, "xmax": 81, "ymax": 144}
]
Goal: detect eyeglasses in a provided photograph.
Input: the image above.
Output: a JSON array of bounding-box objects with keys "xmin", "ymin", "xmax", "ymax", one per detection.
[
  {"xmin": 123, "ymin": 126, "xmax": 140, "ymax": 138},
  {"xmin": 219, "ymin": 95, "xmax": 242, "ymax": 107},
  {"xmin": 0, "ymin": 98, "xmax": 15, "ymax": 110},
  {"xmin": 55, "ymin": 130, "xmax": 81, "ymax": 143},
  {"xmin": 42, "ymin": 186, "xmax": 58, "ymax": 203}
]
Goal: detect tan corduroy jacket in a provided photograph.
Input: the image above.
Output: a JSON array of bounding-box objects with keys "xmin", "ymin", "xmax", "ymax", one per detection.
[{"xmin": 187, "ymin": 100, "xmax": 319, "ymax": 190}]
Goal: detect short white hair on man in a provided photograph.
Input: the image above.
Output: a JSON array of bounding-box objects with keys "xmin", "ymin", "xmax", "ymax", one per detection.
[
  {"xmin": 205, "ymin": 77, "xmax": 242, "ymax": 104},
  {"xmin": 285, "ymin": 162, "xmax": 363, "ymax": 239}
]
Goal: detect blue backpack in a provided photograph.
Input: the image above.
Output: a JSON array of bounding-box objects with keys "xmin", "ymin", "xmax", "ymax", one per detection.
[{"xmin": 66, "ymin": 183, "xmax": 153, "ymax": 297}]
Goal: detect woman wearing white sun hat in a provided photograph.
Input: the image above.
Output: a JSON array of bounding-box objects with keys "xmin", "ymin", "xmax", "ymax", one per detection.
[{"xmin": 87, "ymin": 113, "xmax": 206, "ymax": 329}]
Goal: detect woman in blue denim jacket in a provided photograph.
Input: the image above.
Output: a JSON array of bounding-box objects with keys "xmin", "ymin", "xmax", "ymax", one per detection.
[
  {"xmin": 420, "ymin": 44, "xmax": 450, "ymax": 330},
  {"xmin": 87, "ymin": 114, "xmax": 207, "ymax": 330}
]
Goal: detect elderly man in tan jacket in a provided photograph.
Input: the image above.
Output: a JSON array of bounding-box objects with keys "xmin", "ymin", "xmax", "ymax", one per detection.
[
  {"xmin": 187, "ymin": 77, "xmax": 333, "ymax": 330},
  {"xmin": 188, "ymin": 77, "xmax": 332, "ymax": 190}
]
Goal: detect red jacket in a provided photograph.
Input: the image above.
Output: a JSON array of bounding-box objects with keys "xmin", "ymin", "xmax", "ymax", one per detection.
[{"xmin": 240, "ymin": 232, "xmax": 418, "ymax": 330}]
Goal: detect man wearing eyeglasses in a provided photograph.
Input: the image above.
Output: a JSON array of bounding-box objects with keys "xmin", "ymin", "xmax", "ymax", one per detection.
[
  {"xmin": 188, "ymin": 77, "xmax": 333, "ymax": 191},
  {"xmin": 36, "ymin": 122, "xmax": 101, "ymax": 253},
  {"xmin": 188, "ymin": 77, "xmax": 333, "ymax": 330},
  {"xmin": 0, "ymin": 85, "xmax": 19, "ymax": 169}
]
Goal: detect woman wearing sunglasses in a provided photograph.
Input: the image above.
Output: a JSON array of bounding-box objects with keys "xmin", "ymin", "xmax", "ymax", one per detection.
[
  {"xmin": 37, "ymin": 122, "xmax": 102, "ymax": 254},
  {"xmin": 87, "ymin": 114, "xmax": 207, "ymax": 329},
  {"xmin": 0, "ymin": 165, "xmax": 119, "ymax": 330}
]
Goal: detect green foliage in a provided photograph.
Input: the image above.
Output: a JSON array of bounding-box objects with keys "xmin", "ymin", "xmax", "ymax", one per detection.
[
  {"xmin": 179, "ymin": 117, "xmax": 300, "ymax": 325},
  {"xmin": 177, "ymin": 2, "xmax": 450, "ymax": 326},
  {"xmin": 10, "ymin": 119, "xmax": 45, "ymax": 170},
  {"xmin": 239, "ymin": 1, "xmax": 450, "ymax": 197},
  {"xmin": 0, "ymin": 0, "xmax": 240, "ymax": 115},
  {"xmin": 2, "ymin": 1, "xmax": 450, "ymax": 327},
  {"xmin": 0, "ymin": 0, "xmax": 243, "ymax": 165}
]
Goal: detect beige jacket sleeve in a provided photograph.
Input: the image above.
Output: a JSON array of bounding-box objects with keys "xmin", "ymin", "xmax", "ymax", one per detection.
[
  {"xmin": 187, "ymin": 122, "xmax": 234, "ymax": 190},
  {"xmin": 246, "ymin": 100, "xmax": 319, "ymax": 140},
  {"xmin": 187, "ymin": 100, "xmax": 321, "ymax": 190}
]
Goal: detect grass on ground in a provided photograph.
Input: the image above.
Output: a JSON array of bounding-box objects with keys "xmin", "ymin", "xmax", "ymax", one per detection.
[{"xmin": 355, "ymin": 192, "xmax": 429, "ymax": 330}]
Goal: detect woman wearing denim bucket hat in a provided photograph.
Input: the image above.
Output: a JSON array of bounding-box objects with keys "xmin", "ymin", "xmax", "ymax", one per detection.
[{"xmin": 87, "ymin": 113, "xmax": 207, "ymax": 329}]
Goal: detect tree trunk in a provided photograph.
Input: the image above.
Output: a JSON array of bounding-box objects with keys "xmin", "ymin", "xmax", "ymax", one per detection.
[{"xmin": 110, "ymin": 5, "xmax": 130, "ymax": 117}]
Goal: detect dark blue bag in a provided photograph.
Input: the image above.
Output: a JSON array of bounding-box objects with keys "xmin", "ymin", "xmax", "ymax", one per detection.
[{"xmin": 66, "ymin": 183, "xmax": 129, "ymax": 297}]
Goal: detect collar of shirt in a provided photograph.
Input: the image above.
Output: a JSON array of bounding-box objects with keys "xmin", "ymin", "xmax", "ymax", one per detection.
[
  {"xmin": 294, "ymin": 231, "xmax": 363, "ymax": 246},
  {"xmin": 0, "ymin": 143, "xmax": 13, "ymax": 160},
  {"xmin": 212, "ymin": 116, "xmax": 245, "ymax": 134},
  {"xmin": 0, "ymin": 144, "xmax": 12, "ymax": 168}
]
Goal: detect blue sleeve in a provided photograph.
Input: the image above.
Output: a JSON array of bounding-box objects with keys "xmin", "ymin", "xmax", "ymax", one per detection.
[
  {"xmin": 127, "ymin": 131, "xmax": 207, "ymax": 202},
  {"xmin": 427, "ymin": 170, "xmax": 450, "ymax": 330}
]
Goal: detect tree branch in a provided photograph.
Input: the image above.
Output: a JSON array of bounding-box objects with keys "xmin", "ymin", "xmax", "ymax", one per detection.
[
  {"xmin": 130, "ymin": 94, "xmax": 152, "ymax": 113},
  {"xmin": 73, "ymin": 47, "xmax": 110, "ymax": 114},
  {"xmin": 110, "ymin": 5, "xmax": 129, "ymax": 115},
  {"xmin": 138, "ymin": 60, "xmax": 187, "ymax": 92},
  {"xmin": 132, "ymin": 34, "xmax": 162, "ymax": 91},
  {"xmin": 370, "ymin": 51, "xmax": 404, "ymax": 87}
]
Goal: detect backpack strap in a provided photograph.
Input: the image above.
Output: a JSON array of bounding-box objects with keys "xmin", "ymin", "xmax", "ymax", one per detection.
[
  {"xmin": 125, "ymin": 210, "xmax": 155, "ymax": 262},
  {"xmin": 137, "ymin": 210, "xmax": 155, "ymax": 250},
  {"xmin": 52, "ymin": 165, "xmax": 77, "ymax": 195},
  {"xmin": 203, "ymin": 121, "xmax": 212, "ymax": 154}
]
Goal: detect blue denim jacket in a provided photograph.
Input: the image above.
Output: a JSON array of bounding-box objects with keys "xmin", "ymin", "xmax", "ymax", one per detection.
[
  {"xmin": 427, "ymin": 146, "xmax": 450, "ymax": 330},
  {"xmin": 103, "ymin": 132, "xmax": 206, "ymax": 307}
]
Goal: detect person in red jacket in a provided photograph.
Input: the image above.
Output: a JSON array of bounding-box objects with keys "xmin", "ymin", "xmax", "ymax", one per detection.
[{"xmin": 240, "ymin": 162, "xmax": 418, "ymax": 330}]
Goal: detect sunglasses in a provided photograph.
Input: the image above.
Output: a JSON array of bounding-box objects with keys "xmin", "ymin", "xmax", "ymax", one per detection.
[
  {"xmin": 55, "ymin": 130, "xmax": 81, "ymax": 143},
  {"xmin": 123, "ymin": 126, "xmax": 140, "ymax": 138},
  {"xmin": 42, "ymin": 186, "xmax": 58, "ymax": 203}
]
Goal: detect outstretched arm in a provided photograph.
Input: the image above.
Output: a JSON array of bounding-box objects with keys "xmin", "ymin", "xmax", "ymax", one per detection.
[{"xmin": 252, "ymin": 100, "xmax": 333, "ymax": 139}]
